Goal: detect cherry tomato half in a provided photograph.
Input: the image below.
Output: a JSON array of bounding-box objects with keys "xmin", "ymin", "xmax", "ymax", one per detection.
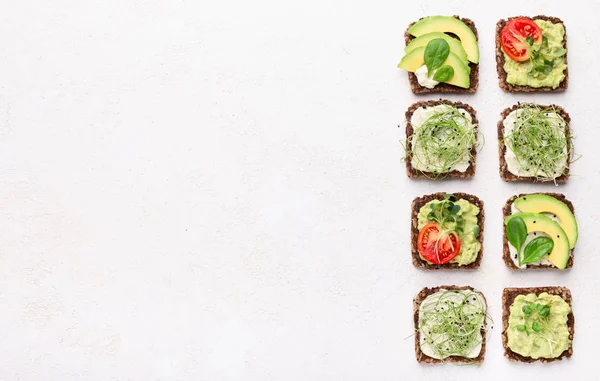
[
  {"xmin": 417, "ymin": 222, "xmax": 461, "ymax": 264},
  {"xmin": 500, "ymin": 17, "xmax": 542, "ymax": 62}
]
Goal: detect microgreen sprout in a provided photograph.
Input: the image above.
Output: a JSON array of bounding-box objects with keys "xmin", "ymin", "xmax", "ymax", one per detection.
[
  {"xmin": 405, "ymin": 106, "xmax": 483, "ymax": 179},
  {"xmin": 503, "ymin": 104, "xmax": 575, "ymax": 182},
  {"xmin": 419, "ymin": 291, "xmax": 490, "ymax": 361}
]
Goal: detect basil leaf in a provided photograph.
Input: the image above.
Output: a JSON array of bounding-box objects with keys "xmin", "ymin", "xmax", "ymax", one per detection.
[
  {"xmin": 424, "ymin": 39, "xmax": 450, "ymax": 76},
  {"xmin": 522, "ymin": 236, "xmax": 554, "ymax": 265},
  {"xmin": 433, "ymin": 65, "xmax": 454, "ymax": 82},
  {"xmin": 506, "ymin": 217, "xmax": 528, "ymax": 265}
]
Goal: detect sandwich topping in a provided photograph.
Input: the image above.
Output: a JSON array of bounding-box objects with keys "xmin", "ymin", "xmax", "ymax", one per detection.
[
  {"xmin": 501, "ymin": 17, "xmax": 567, "ymax": 89},
  {"xmin": 507, "ymin": 293, "xmax": 571, "ymax": 359},
  {"xmin": 398, "ymin": 16, "xmax": 479, "ymax": 89},
  {"xmin": 417, "ymin": 194, "xmax": 481, "ymax": 266},
  {"xmin": 408, "ymin": 104, "xmax": 479, "ymax": 176},
  {"xmin": 419, "ymin": 289, "xmax": 486, "ymax": 360},
  {"xmin": 502, "ymin": 104, "xmax": 570, "ymax": 181},
  {"xmin": 505, "ymin": 194, "xmax": 577, "ymax": 270}
]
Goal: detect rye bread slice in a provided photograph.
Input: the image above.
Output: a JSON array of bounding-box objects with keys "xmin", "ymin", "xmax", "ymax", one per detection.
[
  {"xmin": 502, "ymin": 287, "xmax": 574, "ymax": 363},
  {"xmin": 411, "ymin": 192, "xmax": 484, "ymax": 269},
  {"xmin": 496, "ymin": 16, "xmax": 568, "ymax": 92},
  {"xmin": 405, "ymin": 100, "xmax": 479, "ymax": 179},
  {"xmin": 414, "ymin": 285, "xmax": 487, "ymax": 364},
  {"xmin": 405, "ymin": 16, "xmax": 479, "ymax": 94},
  {"xmin": 498, "ymin": 103, "xmax": 571, "ymax": 183},
  {"xmin": 502, "ymin": 193, "xmax": 575, "ymax": 270}
]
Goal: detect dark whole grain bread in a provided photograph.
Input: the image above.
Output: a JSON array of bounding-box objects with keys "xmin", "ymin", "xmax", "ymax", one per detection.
[
  {"xmin": 414, "ymin": 285, "xmax": 487, "ymax": 364},
  {"xmin": 502, "ymin": 287, "xmax": 574, "ymax": 363},
  {"xmin": 498, "ymin": 103, "xmax": 571, "ymax": 183},
  {"xmin": 496, "ymin": 16, "xmax": 568, "ymax": 92},
  {"xmin": 405, "ymin": 100, "xmax": 479, "ymax": 179},
  {"xmin": 411, "ymin": 192, "xmax": 484, "ymax": 269},
  {"xmin": 502, "ymin": 193, "xmax": 574, "ymax": 270},
  {"xmin": 405, "ymin": 16, "xmax": 479, "ymax": 94}
]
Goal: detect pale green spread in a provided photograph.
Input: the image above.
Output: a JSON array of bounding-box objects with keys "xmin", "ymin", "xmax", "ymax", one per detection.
[
  {"xmin": 507, "ymin": 293, "xmax": 571, "ymax": 359},
  {"xmin": 417, "ymin": 199, "xmax": 480, "ymax": 266},
  {"xmin": 503, "ymin": 20, "xmax": 567, "ymax": 89}
]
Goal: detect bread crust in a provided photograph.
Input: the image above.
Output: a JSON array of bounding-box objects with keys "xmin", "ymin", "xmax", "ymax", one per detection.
[
  {"xmin": 414, "ymin": 285, "xmax": 487, "ymax": 364},
  {"xmin": 497, "ymin": 103, "xmax": 571, "ymax": 183},
  {"xmin": 496, "ymin": 15, "xmax": 568, "ymax": 92},
  {"xmin": 502, "ymin": 193, "xmax": 575, "ymax": 270},
  {"xmin": 502, "ymin": 287, "xmax": 574, "ymax": 362},
  {"xmin": 411, "ymin": 192, "xmax": 484, "ymax": 269},
  {"xmin": 405, "ymin": 16, "xmax": 479, "ymax": 94},
  {"xmin": 405, "ymin": 100, "xmax": 479, "ymax": 179}
]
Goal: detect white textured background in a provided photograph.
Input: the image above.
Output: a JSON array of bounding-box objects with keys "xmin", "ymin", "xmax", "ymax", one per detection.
[{"xmin": 0, "ymin": 0, "xmax": 599, "ymax": 380}]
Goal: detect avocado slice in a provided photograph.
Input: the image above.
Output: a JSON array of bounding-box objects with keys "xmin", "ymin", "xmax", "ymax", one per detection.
[
  {"xmin": 397, "ymin": 47, "xmax": 470, "ymax": 88},
  {"xmin": 514, "ymin": 194, "xmax": 578, "ymax": 249},
  {"xmin": 405, "ymin": 32, "xmax": 469, "ymax": 65},
  {"xmin": 505, "ymin": 212, "xmax": 570, "ymax": 270},
  {"xmin": 408, "ymin": 16, "xmax": 479, "ymax": 64}
]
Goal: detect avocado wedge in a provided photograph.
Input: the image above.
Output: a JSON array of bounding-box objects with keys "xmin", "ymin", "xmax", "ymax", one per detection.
[
  {"xmin": 397, "ymin": 47, "xmax": 471, "ymax": 88},
  {"xmin": 408, "ymin": 16, "xmax": 479, "ymax": 64},
  {"xmin": 514, "ymin": 194, "xmax": 578, "ymax": 249},
  {"xmin": 405, "ymin": 32, "xmax": 469, "ymax": 65},
  {"xmin": 505, "ymin": 213, "xmax": 570, "ymax": 270}
]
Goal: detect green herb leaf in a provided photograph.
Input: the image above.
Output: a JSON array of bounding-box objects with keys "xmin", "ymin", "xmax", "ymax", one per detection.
[
  {"xmin": 472, "ymin": 226, "xmax": 480, "ymax": 238},
  {"xmin": 526, "ymin": 36, "xmax": 534, "ymax": 46},
  {"xmin": 532, "ymin": 321, "xmax": 541, "ymax": 332},
  {"xmin": 517, "ymin": 325, "xmax": 526, "ymax": 332},
  {"xmin": 433, "ymin": 65, "xmax": 454, "ymax": 82},
  {"xmin": 539, "ymin": 305, "xmax": 551, "ymax": 317},
  {"xmin": 424, "ymin": 39, "xmax": 450, "ymax": 76},
  {"xmin": 522, "ymin": 236, "xmax": 554, "ymax": 265},
  {"xmin": 443, "ymin": 193, "xmax": 452, "ymax": 200},
  {"xmin": 522, "ymin": 305, "xmax": 532, "ymax": 314},
  {"xmin": 449, "ymin": 204, "xmax": 461, "ymax": 214},
  {"xmin": 506, "ymin": 217, "xmax": 528, "ymax": 265}
]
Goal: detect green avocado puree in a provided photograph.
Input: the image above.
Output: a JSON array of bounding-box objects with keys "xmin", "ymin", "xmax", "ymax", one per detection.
[
  {"xmin": 503, "ymin": 20, "xmax": 567, "ymax": 89},
  {"xmin": 417, "ymin": 199, "xmax": 480, "ymax": 266},
  {"xmin": 507, "ymin": 293, "xmax": 571, "ymax": 359}
]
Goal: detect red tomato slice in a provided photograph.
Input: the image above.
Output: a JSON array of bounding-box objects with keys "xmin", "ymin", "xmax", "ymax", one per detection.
[
  {"xmin": 417, "ymin": 222, "xmax": 461, "ymax": 264},
  {"xmin": 500, "ymin": 17, "xmax": 543, "ymax": 62}
]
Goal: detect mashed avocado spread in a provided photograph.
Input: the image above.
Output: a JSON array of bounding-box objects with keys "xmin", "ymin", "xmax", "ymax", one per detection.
[
  {"xmin": 503, "ymin": 20, "xmax": 567, "ymax": 89},
  {"xmin": 507, "ymin": 293, "xmax": 571, "ymax": 359},
  {"xmin": 417, "ymin": 199, "xmax": 480, "ymax": 266}
]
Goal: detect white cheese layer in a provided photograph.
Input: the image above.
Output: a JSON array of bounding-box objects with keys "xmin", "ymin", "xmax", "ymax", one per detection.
[
  {"xmin": 415, "ymin": 65, "xmax": 439, "ymax": 89},
  {"xmin": 410, "ymin": 104, "xmax": 473, "ymax": 173},
  {"xmin": 503, "ymin": 109, "xmax": 567, "ymax": 178},
  {"xmin": 418, "ymin": 290, "xmax": 484, "ymax": 359},
  {"xmin": 509, "ymin": 202, "xmax": 568, "ymax": 268}
]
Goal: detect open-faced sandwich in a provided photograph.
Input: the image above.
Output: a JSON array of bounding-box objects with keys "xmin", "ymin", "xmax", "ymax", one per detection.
[
  {"xmin": 414, "ymin": 286, "xmax": 488, "ymax": 364},
  {"xmin": 398, "ymin": 16, "xmax": 479, "ymax": 94},
  {"xmin": 503, "ymin": 193, "xmax": 577, "ymax": 270},
  {"xmin": 404, "ymin": 100, "xmax": 481, "ymax": 179},
  {"xmin": 502, "ymin": 287, "xmax": 574, "ymax": 363},
  {"xmin": 411, "ymin": 193, "xmax": 484, "ymax": 269},
  {"xmin": 496, "ymin": 16, "xmax": 568, "ymax": 92},
  {"xmin": 498, "ymin": 103, "xmax": 573, "ymax": 183}
]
